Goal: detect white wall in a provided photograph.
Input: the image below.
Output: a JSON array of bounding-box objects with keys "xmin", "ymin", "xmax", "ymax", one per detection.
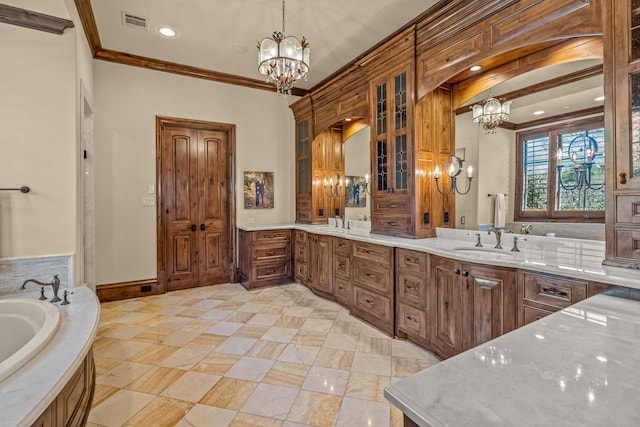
[
  {"xmin": 94, "ymin": 62, "xmax": 295, "ymax": 285},
  {"xmin": 0, "ymin": 0, "xmax": 89, "ymax": 263},
  {"xmin": 344, "ymin": 126, "xmax": 371, "ymax": 220}
]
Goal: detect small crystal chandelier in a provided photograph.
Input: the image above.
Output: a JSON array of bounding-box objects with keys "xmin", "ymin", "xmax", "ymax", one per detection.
[
  {"xmin": 472, "ymin": 94, "xmax": 511, "ymax": 133},
  {"xmin": 257, "ymin": 0, "xmax": 310, "ymax": 95}
]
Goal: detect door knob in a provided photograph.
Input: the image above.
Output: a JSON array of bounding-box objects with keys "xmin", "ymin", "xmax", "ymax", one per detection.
[
  {"xmin": 191, "ymin": 224, "xmax": 196, "ymax": 231},
  {"xmin": 200, "ymin": 224, "xmax": 206, "ymax": 231}
]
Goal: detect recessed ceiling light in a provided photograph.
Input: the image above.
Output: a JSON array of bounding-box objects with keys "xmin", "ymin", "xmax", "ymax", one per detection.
[
  {"xmin": 533, "ymin": 110, "xmax": 545, "ymax": 115},
  {"xmin": 562, "ymin": 105, "xmax": 572, "ymax": 109},
  {"xmin": 469, "ymin": 65, "xmax": 482, "ymax": 72},
  {"xmin": 594, "ymin": 96, "xmax": 605, "ymax": 102},
  {"xmin": 345, "ymin": 118, "xmax": 352, "ymax": 122},
  {"xmin": 158, "ymin": 27, "xmax": 176, "ymax": 37}
]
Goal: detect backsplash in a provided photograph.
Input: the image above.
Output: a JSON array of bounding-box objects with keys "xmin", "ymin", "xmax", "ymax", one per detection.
[{"xmin": 0, "ymin": 255, "xmax": 72, "ymax": 295}]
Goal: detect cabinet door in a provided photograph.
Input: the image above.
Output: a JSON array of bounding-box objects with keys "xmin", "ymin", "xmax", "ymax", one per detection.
[
  {"xmin": 429, "ymin": 256, "xmax": 465, "ymax": 358},
  {"xmin": 310, "ymin": 234, "xmax": 333, "ymax": 295},
  {"xmin": 466, "ymin": 264, "xmax": 516, "ymax": 348}
]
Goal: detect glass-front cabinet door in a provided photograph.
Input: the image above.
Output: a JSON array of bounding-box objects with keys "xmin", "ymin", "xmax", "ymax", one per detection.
[{"xmin": 371, "ymin": 64, "xmax": 411, "ymax": 196}]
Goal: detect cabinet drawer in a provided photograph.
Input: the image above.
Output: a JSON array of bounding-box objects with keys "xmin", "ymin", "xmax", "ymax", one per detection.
[
  {"xmin": 334, "ymin": 278, "xmax": 351, "ymax": 306},
  {"xmin": 353, "ymin": 263, "xmax": 392, "ymax": 294},
  {"xmin": 334, "ymin": 254, "xmax": 351, "ymax": 280},
  {"xmin": 397, "ymin": 273, "xmax": 427, "ymax": 306},
  {"xmin": 254, "ymin": 242, "xmax": 290, "ymax": 261},
  {"xmin": 255, "ymin": 262, "xmax": 291, "ymax": 282},
  {"xmin": 295, "ymin": 243, "xmax": 308, "ymax": 262},
  {"xmin": 616, "ymin": 195, "xmax": 640, "ymax": 224},
  {"xmin": 373, "ymin": 197, "xmax": 411, "ymax": 213},
  {"xmin": 523, "ymin": 305, "xmax": 556, "ymax": 326},
  {"xmin": 397, "ymin": 248, "xmax": 428, "ymax": 275},
  {"xmin": 295, "ymin": 261, "xmax": 307, "ymax": 282},
  {"xmin": 352, "ymin": 241, "xmax": 393, "ymax": 265},
  {"xmin": 254, "ymin": 229, "xmax": 291, "ymax": 242},
  {"xmin": 371, "ymin": 215, "xmax": 413, "ymax": 235},
  {"xmin": 334, "ymin": 237, "xmax": 351, "ymax": 255},
  {"xmin": 295, "ymin": 230, "xmax": 308, "ymax": 243},
  {"xmin": 397, "ymin": 303, "xmax": 428, "ymax": 340},
  {"xmin": 522, "ymin": 272, "xmax": 587, "ymax": 309},
  {"xmin": 352, "ymin": 285, "xmax": 393, "ymax": 328}
]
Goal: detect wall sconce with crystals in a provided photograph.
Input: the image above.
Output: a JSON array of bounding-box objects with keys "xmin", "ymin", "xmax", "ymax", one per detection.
[
  {"xmin": 324, "ymin": 173, "xmax": 346, "ymax": 197},
  {"xmin": 472, "ymin": 95, "xmax": 511, "ymax": 133},
  {"xmin": 258, "ymin": 0, "xmax": 310, "ymax": 95},
  {"xmin": 434, "ymin": 155, "xmax": 473, "ymax": 195},
  {"xmin": 556, "ymin": 132, "xmax": 604, "ymax": 192}
]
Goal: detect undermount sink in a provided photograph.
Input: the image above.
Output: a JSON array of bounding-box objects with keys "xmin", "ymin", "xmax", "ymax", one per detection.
[{"xmin": 452, "ymin": 247, "xmax": 516, "ymax": 259}]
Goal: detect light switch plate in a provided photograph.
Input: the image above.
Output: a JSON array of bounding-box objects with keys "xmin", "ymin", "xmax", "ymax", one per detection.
[{"xmin": 148, "ymin": 184, "xmax": 155, "ymax": 194}]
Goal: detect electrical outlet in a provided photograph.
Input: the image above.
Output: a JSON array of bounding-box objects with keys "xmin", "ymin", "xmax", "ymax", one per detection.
[
  {"xmin": 140, "ymin": 196, "xmax": 155, "ymax": 207},
  {"xmin": 460, "ymin": 216, "xmax": 466, "ymax": 225}
]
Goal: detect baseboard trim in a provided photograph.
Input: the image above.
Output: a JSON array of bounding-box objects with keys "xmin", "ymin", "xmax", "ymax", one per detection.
[{"xmin": 96, "ymin": 278, "xmax": 159, "ymax": 302}]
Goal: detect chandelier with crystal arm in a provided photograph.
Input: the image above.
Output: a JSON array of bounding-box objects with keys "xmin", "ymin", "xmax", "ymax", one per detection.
[
  {"xmin": 258, "ymin": 0, "xmax": 310, "ymax": 95},
  {"xmin": 472, "ymin": 95, "xmax": 511, "ymax": 133}
]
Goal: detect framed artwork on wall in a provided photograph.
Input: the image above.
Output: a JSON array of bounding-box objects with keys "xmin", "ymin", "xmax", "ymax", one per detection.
[
  {"xmin": 345, "ymin": 175, "xmax": 367, "ymax": 207},
  {"xmin": 244, "ymin": 171, "xmax": 274, "ymax": 209}
]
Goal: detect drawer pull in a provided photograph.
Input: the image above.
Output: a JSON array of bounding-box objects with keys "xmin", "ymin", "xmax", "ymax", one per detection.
[
  {"xmin": 365, "ymin": 250, "xmax": 376, "ymax": 255},
  {"xmin": 453, "ymin": 268, "xmax": 460, "ymax": 275},
  {"xmin": 405, "ymin": 257, "xmax": 419, "ymax": 264},
  {"xmin": 265, "ymin": 235, "xmax": 275, "ymax": 238},
  {"xmin": 366, "ymin": 273, "xmax": 376, "ymax": 278},
  {"xmin": 540, "ymin": 286, "xmax": 569, "ymax": 298},
  {"xmin": 339, "ymin": 263, "xmax": 346, "ymax": 268},
  {"xmin": 390, "ymin": 204, "xmax": 397, "ymax": 208},
  {"xmin": 388, "ymin": 221, "xmax": 397, "ymax": 226},
  {"xmin": 365, "ymin": 299, "xmax": 375, "ymax": 305},
  {"xmin": 339, "ymin": 286, "xmax": 346, "ymax": 290},
  {"xmin": 462, "ymin": 271, "xmax": 469, "ymax": 277},
  {"xmin": 267, "ymin": 251, "xmax": 276, "ymax": 256},
  {"xmin": 405, "ymin": 285, "xmax": 417, "ymax": 291},
  {"xmin": 339, "ymin": 243, "xmax": 346, "ymax": 248},
  {"xmin": 406, "ymin": 315, "xmax": 419, "ymax": 324},
  {"xmin": 477, "ymin": 279, "xmax": 498, "ymax": 289},
  {"xmin": 266, "ymin": 269, "xmax": 276, "ymax": 274}
]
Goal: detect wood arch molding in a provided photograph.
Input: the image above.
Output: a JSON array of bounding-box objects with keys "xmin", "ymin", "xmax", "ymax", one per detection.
[
  {"xmin": 416, "ymin": 0, "xmax": 604, "ymax": 102},
  {"xmin": 156, "ymin": 116, "xmax": 237, "ymax": 293}
]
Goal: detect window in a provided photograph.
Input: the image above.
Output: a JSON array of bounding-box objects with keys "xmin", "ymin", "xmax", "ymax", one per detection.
[{"xmin": 515, "ymin": 118, "xmax": 605, "ymax": 222}]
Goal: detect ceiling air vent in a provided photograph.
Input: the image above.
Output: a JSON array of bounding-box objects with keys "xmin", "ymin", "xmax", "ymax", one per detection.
[{"xmin": 121, "ymin": 12, "xmax": 148, "ymax": 30}]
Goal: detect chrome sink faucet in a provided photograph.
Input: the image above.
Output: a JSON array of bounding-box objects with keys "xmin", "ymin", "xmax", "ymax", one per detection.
[
  {"xmin": 21, "ymin": 274, "xmax": 62, "ymax": 303},
  {"xmin": 488, "ymin": 227, "xmax": 503, "ymax": 249}
]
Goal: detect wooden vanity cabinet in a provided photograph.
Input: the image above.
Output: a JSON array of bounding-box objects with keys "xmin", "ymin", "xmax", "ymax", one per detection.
[
  {"xmin": 308, "ymin": 234, "xmax": 334, "ymax": 297},
  {"xmin": 294, "ymin": 230, "xmax": 309, "ymax": 285},
  {"xmin": 396, "ymin": 248, "xmax": 430, "ymax": 343},
  {"xmin": 238, "ymin": 229, "xmax": 292, "ymax": 289},
  {"xmin": 350, "ymin": 241, "xmax": 395, "ymax": 335},
  {"xmin": 429, "ymin": 255, "xmax": 516, "ymax": 359},
  {"xmin": 604, "ymin": 0, "xmax": 640, "ymax": 268}
]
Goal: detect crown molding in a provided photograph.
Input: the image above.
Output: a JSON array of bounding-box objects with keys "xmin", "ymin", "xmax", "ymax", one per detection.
[{"xmin": 0, "ymin": 4, "xmax": 74, "ymax": 35}]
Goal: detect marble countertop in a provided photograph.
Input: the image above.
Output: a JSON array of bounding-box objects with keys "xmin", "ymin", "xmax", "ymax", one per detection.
[
  {"xmin": 384, "ymin": 293, "xmax": 640, "ymax": 426},
  {"xmin": 237, "ymin": 223, "xmax": 640, "ymax": 290},
  {"xmin": 0, "ymin": 286, "xmax": 100, "ymax": 427}
]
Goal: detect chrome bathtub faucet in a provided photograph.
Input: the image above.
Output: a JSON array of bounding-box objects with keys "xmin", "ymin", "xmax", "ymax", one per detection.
[{"xmin": 21, "ymin": 275, "xmax": 61, "ymax": 303}]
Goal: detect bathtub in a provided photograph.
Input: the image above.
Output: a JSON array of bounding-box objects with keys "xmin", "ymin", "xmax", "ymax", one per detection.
[
  {"xmin": 0, "ymin": 298, "xmax": 60, "ymax": 382},
  {"xmin": 0, "ymin": 286, "xmax": 99, "ymax": 427}
]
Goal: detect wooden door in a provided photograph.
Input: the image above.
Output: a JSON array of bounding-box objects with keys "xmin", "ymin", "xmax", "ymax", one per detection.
[
  {"xmin": 466, "ymin": 264, "xmax": 516, "ymax": 348},
  {"xmin": 197, "ymin": 129, "xmax": 229, "ymax": 285},
  {"xmin": 309, "ymin": 234, "xmax": 333, "ymax": 295},
  {"xmin": 162, "ymin": 127, "xmax": 200, "ymax": 290},
  {"xmin": 159, "ymin": 119, "xmax": 232, "ymax": 291},
  {"xmin": 429, "ymin": 256, "xmax": 465, "ymax": 358}
]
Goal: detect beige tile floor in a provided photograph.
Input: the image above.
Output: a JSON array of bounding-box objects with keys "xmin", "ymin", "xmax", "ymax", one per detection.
[{"xmin": 88, "ymin": 283, "xmax": 440, "ymax": 427}]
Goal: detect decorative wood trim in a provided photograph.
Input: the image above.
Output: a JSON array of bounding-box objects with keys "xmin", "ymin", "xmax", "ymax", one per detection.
[
  {"xmin": 96, "ymin": 279, "xmax": 158, "ymax": 302},
  {"xmin": 73, "ymin": 0, "xmax": 101, "ymax": 55},
  {"xmin": 72, "ymin": 0, "xmax": 308, "ymax": 96},
  {"xmin": 0, "ymin": 4, "xmax": 74, "ymax": 35},
  {"xmin": 452, "ymin": 37, "xmax": 603, "ymax": 109},
  {"xmin": 511, "ymin": 106, "xmax": 603, "ymax": 130},
  {"xmin": 155, "ymin": 116, "xmax": 238, "ymax": 293},
  {"xmin": 455, "ymin": 64, "xmax": 603, "ymax": 115}
]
